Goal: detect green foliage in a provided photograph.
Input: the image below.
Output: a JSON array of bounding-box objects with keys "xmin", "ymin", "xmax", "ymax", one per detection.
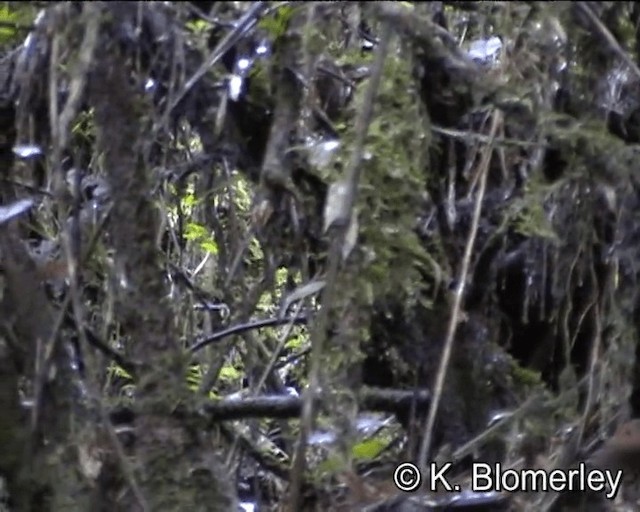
[
  {"xmin": 509, "ymin": 194, "xmax": 559, "ymax": 241},
  {"xmin": 219, "ymin": 364, "xmax": 242, "ymax": 382},
  {"xmin": 313, "ymin": 434, "xmax": 391, "ymax": 479},
  {"xmin": 0, "ymin": 5, "xmax": 18, "ymax": 40},
  {"xmin": 258, "ymin": 4, "xmax": 295, "ymax": 39},
  {"xmin": 229, "ymin": 173, "xmax": 252, "ymax": 212},
  {"xmin": 187, "ymin": 363, "xmax": 242, "ymax": 394},
  {"xmin": 71, "ymin": 109, "xmax": 96, "ymax": 143},
  {"xmin": 284, "ymin": 332, "xmax": 304, "ymax": 351},
  {"xmin": 184, "ymin": 221, "xmax": 219, "ymax": 255},
  {"xmin": 109, "ymin": 364, "xmax": 133, "ymax": 382},
  {"xmin": 185, "ymin": 18, "xmax": 210, "ymax": 36},
  {"xmin": 511, "ymin": 362, "xmax": 543, "ymax": 389},
  {"xmin": 253, "ymin": 267, "xmax": 289, "ymax": 315},
  {"xmin": 166, "ymin": 182, "xmax": 220, "ymax": 255},
  {"xmin": 351, "ymin": 437, "xmax": 388, "ymax": 461},
  {"xmin": 344, "ymin": 53, "xmax": 432, "ymax": 304},
  {"xmin": 186, "ymin": 364, "xmax": 203, "ymax": 391},
  {"xmin": 246, "ymin": 60, "xmax": 273, "ymax": 105},
  {"xmin": 0, "ymin": 3, "xmax": 35, "ymax": 46},
  {"xmin": 314, "ymin": 454, "xmax": 344, "ymax": 477},
  {"xmin": 181, "ymin": 186, "xmax": 198, "ymax": 209},
  {"xmin": 184, "ymin": 16, "xmax": 214, "ymax": 53}
]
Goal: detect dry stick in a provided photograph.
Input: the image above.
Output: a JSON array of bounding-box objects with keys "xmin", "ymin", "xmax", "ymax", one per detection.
[
  {"xmin": 285, "ymin": 20, "xmax": 393, "ymax": 512},
  {"xmin": 417, "ymin": 110, "xmax": 502, "ymax": 474}
]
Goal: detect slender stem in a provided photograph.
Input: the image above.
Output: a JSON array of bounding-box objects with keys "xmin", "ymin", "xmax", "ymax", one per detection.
[
  {"xmin": 286, "ymin": 19, "xmax": 393, "ymax": 512},
  {"xmin": 418, "ymin": 110, "xmax": 502, "ymax": 474}
]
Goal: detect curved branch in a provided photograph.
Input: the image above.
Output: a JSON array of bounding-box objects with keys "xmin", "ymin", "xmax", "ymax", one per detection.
[{"xmin": 190, "ymin": 315, "xmax": 309, "ymax": 353}]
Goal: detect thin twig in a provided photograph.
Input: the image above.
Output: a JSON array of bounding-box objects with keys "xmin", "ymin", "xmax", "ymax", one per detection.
[
  {"xmin": 431, "ymin": 124, "xmax": 544, "ymax": 148},
  {"xmin": 189, "ymin": 315, "xmax": 308, "ymax": 353},
  {"xmin": 417, "ymin": 110, "xmax": 502, "ymax": 474},
  {"xmin": 286, "ymin": 19, "xmax": 393, "ymax": 512}
]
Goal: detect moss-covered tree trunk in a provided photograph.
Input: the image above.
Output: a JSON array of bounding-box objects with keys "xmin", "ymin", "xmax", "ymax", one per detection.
[{"xmin": 87, "ymin": 15, "xmax": 235, "ymax": 512}]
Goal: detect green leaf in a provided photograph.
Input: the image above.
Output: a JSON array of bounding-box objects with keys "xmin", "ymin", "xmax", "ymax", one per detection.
[
  {"xmin": 352, "ymin": 438, "xmax": 388, "ymax": 461},
  {"xmin": 186, "ymin": 19, "xmax": 210, "ymax": 34},
  {"xmin": 284, "ymin": 334, "xmax": 304, "ymax": 350},
  {"xmin": 184, "ymin": 222, "xmax": 208, "ymax": 241},
  {"xmin": 110, "ymin": 364, "xmax": 133, "ymax": 380},
  {"xmin": 219, "ymin": 365, "xmax": 242, "ymax": 382},
  {"xmin": 186, "ymin": 365, "xmax": 203, "ymax": 388},
  {"xmin": 200, "ymin": 239, "xmax": 219, "ymax": 255},
  {"xmin": 0, "ymin": 3, "xmax": 37, "ymax": 45},
  {"xmin": 182, "ymin": 192, "xmax": 198, "ymax": 209}
]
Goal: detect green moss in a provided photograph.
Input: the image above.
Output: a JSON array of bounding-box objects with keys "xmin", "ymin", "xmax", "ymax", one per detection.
[
  {"xmin": 342, "ymin": 54, "xmax": 432, "ymax": 304},
  {"xmin": 511, "ymin": 363, "xmax": 543, "ymax": 388}
]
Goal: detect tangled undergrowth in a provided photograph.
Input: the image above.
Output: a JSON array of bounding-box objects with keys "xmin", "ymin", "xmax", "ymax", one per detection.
[{"xmin": 2, "ymin": 2, "xmax": 640, "ymax": 510}]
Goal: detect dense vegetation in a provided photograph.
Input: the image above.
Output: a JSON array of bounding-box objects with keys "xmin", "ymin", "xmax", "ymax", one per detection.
[{"xmin": 2, "ymin": 1, "xmax": 640, "ymax": 510}]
